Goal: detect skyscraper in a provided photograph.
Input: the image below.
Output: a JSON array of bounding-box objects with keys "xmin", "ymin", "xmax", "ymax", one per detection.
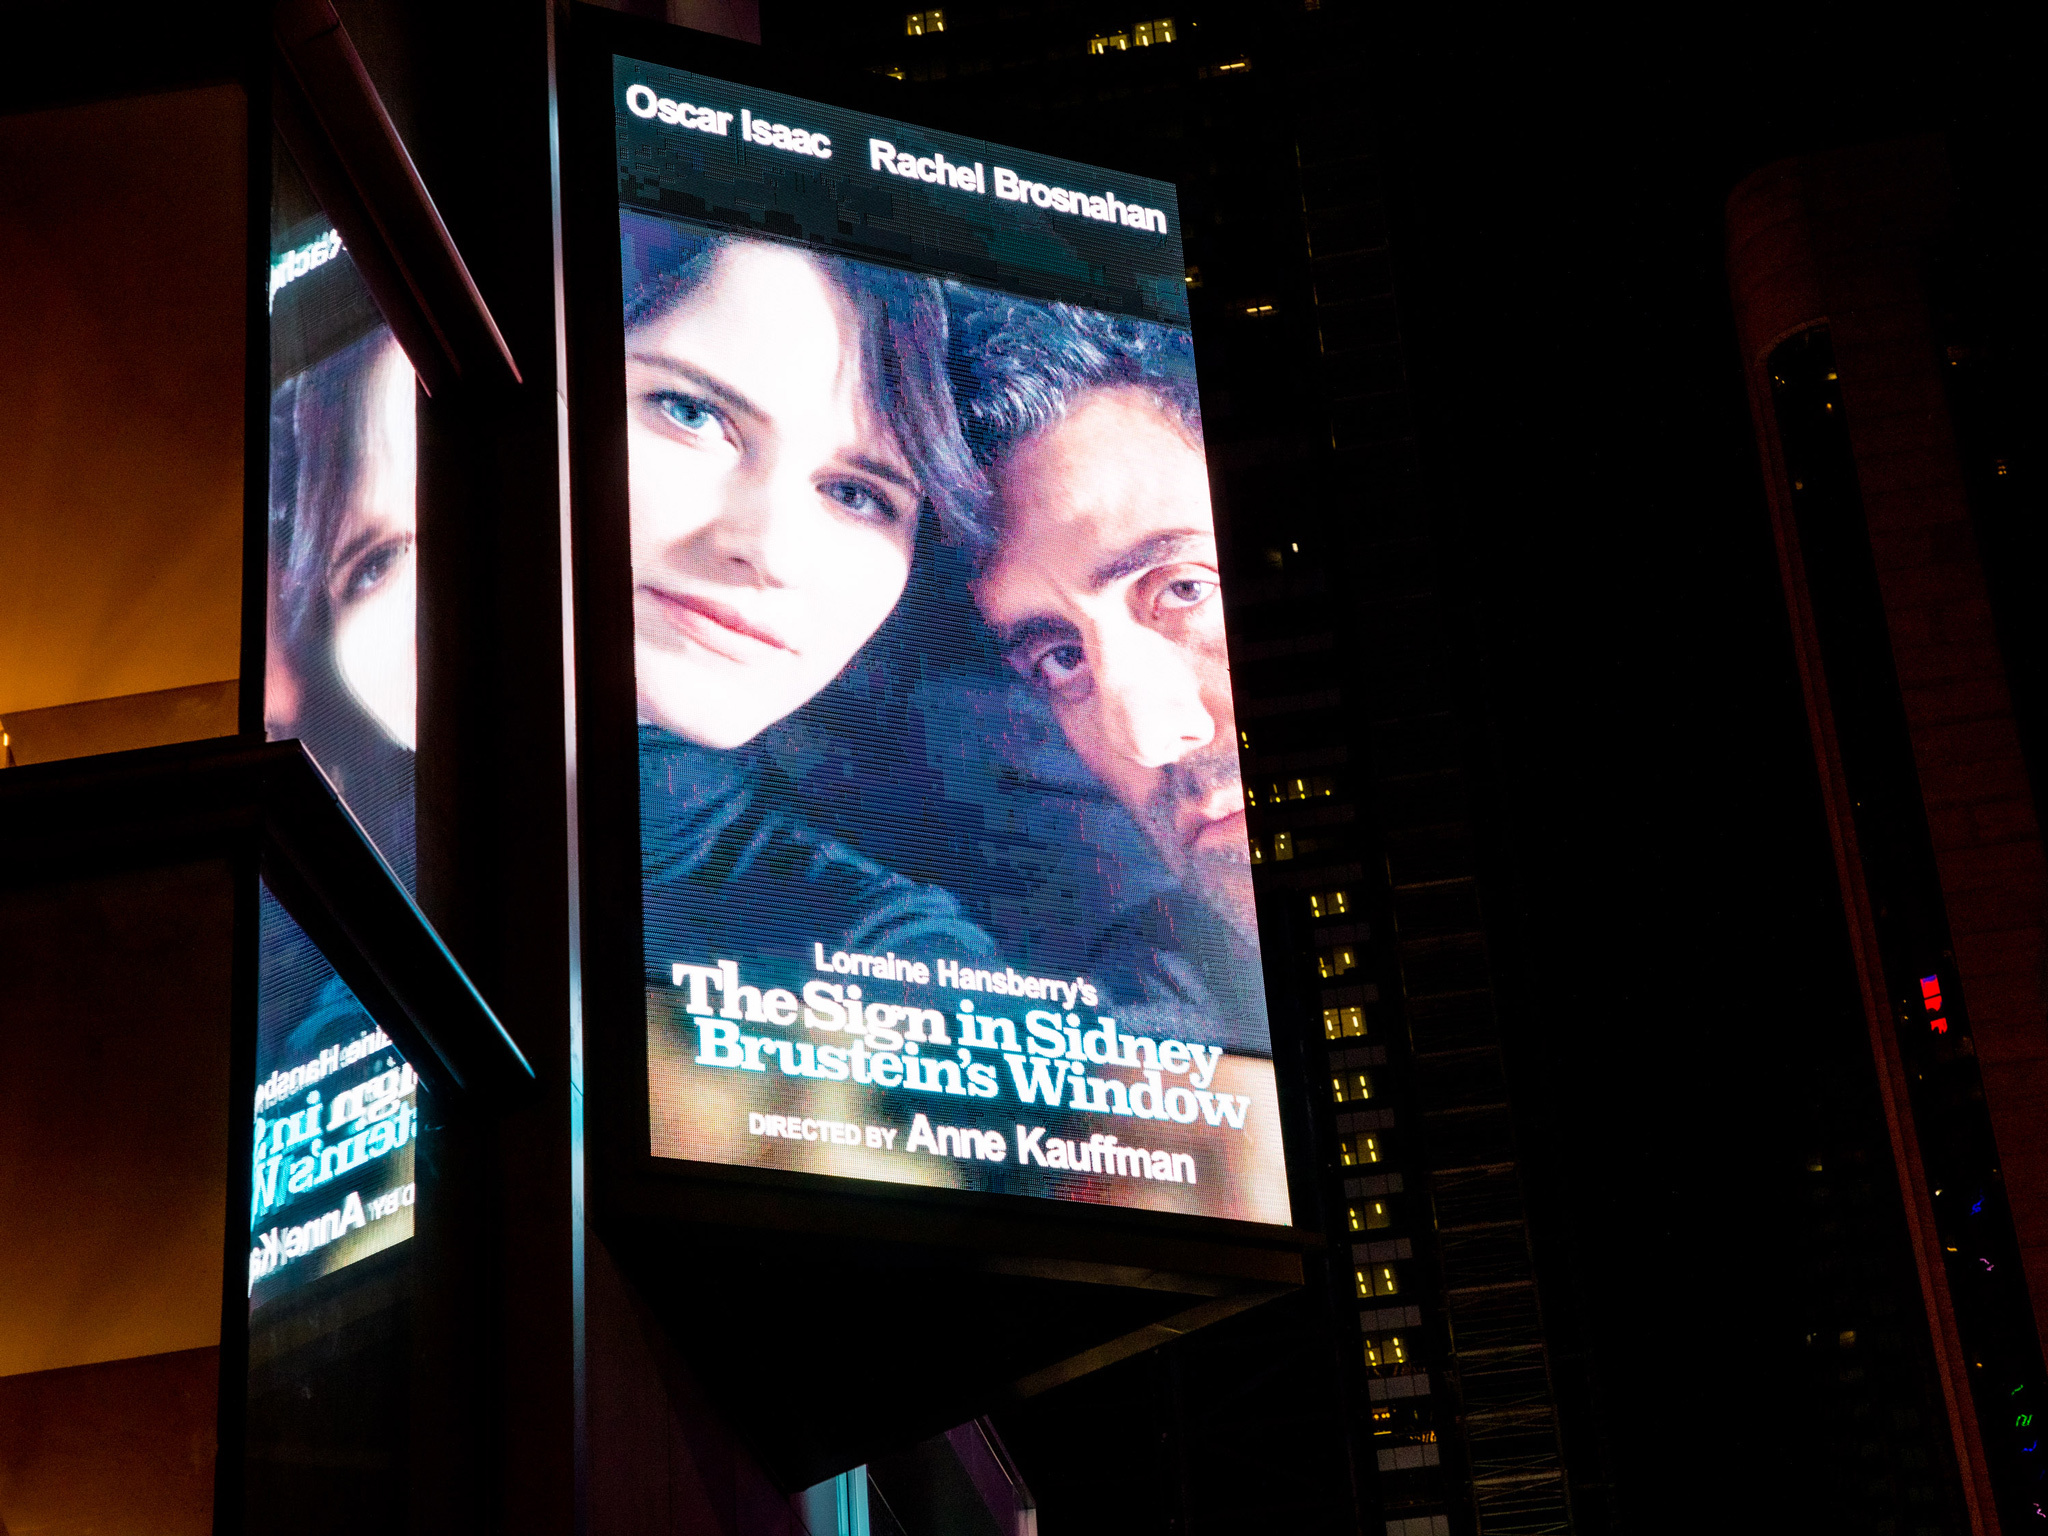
[{"xmin": 765, "ymin": 2, "xmax": 1587, "ymax": 1529}]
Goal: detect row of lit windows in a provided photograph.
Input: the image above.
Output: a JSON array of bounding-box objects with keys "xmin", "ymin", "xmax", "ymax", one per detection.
[
  {"xmin": 1348, "ymin": 1198, "xmax": 1391, "ymax": 1232},
  {"xmin": 1089, "ymin": 17, "xmax": 1175, "ymax": 51},
  {"xmin": 904, "ymin": 9, "xmax": 944, "ymax": 34},
  {"xmin": 1371, "ymin": 1411, "xmax": 1435, "ymax": 1443},
  {"xmin": 1331, "ymin": 1069, "xmax": 1374, "ymax": 1105},
  {"xmin": 1364, "ymin": 1331, "xmax": 1407, "ymax": 1370},
  {"xmin": 1249, "ymin": 831, "xmax": 1293, "ymax": 861},
  {"xmin": 1246, "ymin": 774, "xmax": 1333, "ymax": 808},
  {"xmin": 1307, "ymin": 888, "xmax": 1350, "ymax": 919},
  {"xmin": 1323, "ymin": 1005, "xmax": 1366, "ymax": 1039},
  {"xmin": 1355, "ymin": 1262, "xmax": 1401, "ymax": 1300}
]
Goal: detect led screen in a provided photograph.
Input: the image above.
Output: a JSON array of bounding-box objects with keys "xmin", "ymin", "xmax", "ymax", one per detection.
[
  {"xmin": 249, "ymin": 883, "xmax": 420, "ymax": 1307},
  {"xmin": 265, "ymin": 218, "xmax": 417, "ymax": 881},
  {"xmin": 621, "ymin": 62, "xmax": 1289, "ymax": 1225},
  {"xmin": 256, "ymin": 216, "xmax": 422, "ymax": 1305}
]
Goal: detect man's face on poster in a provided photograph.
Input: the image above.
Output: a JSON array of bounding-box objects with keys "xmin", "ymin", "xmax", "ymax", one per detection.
[{"xmin": 976, "ymin": 387, "xmax": 1255, "ymax": 942}]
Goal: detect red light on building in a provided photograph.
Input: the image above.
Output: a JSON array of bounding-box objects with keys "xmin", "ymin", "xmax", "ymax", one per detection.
[{"xmin": 1921, "ymin": 975, "xmax": 1943, "ymax": 1012}]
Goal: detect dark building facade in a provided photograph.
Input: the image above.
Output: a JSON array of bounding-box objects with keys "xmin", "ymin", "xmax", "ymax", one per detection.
[
  {"xmin": 0, "ymin": 3, "xmax": 1591, "ymax": 1533},
  {"xmin": 9, "ymin": 6, "xmax": 2037, "ymax": 1536},
  {"xmin": 1729, "ymin": 136, "xmax": 2048, "ymax": 1536},
  {"xmin": 762, "ymin": 4, "xmax": 1594, "ymax": 1532}
]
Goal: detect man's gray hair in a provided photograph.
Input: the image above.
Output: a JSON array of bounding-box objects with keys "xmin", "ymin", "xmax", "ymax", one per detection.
[{"xmin": 949, "ymin": 291, "xmax": 1203, "ymax": 560}]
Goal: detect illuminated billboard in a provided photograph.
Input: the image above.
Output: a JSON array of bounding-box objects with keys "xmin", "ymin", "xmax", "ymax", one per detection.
[
  {"xmin": 257, "ymin": 218, "xmax": 422, "ymax": 1305},
  {"xmin": 248, "ymin": 883, "xmax": 419, "ymax": 1307},
  {"xmin": 619, "ymin": 62, "xmax": 1289, "ymax": 1226}
]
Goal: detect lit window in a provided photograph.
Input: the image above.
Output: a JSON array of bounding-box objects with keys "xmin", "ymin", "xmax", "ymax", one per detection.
[
  {"xmin": 1249, "ymin": 838, "xmax": 1265, "ymax": 865},
  {"xmin": 1270, "ymin": 777, "xmax": 1335, "ymax": 804},
  {"xmin": 1243, "ymin": 301, "xmax": 1276, "ymax": 317},
  {"xmin": 879, "ymin": 65, "xmax": 907, "ymax": 79},
  {"xmin": 1330, "ymin": 1071, "xmax": 1372, "ymax": 1105},
  {"xmin": 1089, "ymin": 31, "xmax": 1130, "ymax": 52},
  {"xmin": 1186, "ymin": 265, "xmax": 1203, "ymax": 288},
  {"xmin": 1364, "ymin": 1332, "xmax": 1408, "ymax": 1370},
  {"xmin": 1355, "ymin": 1263, "xmax": 1401, "ymax": 1299},
  {"xmin": 905, "ymin": 9, "xmax": 944, "ymax": 35},
  {"xmin": 1308, "ymin": 888, "xmax": 1351, "ymax": 919},
  {"xmin": 1316, "ymin": 946, "xmax": 1357, "ymax": 979},
  {"xmin": 1133, "ymin": 17, "xmax": 1176, "ymax": 44},
  {"xmin": 1347, "ymin": 1199, "xmax": 1392, "ymax": 1232},
  {"xmin": 1322, "ymin": 1006, "xmax": 1366, "ymax": 1040},
  {"xmin": 1341, "ymin": 1132, "xmax": 1380, "ymax": 1167},
  {"xmin": 1272, "ymin": 831, "xmax": 1294, "ymax": 860},
  {"xmin": 1238, "ymin": 727, "xmax": 1250, "ymax": 748},
  {"xmin": 1378, "ymin": 1264, "xmax": 1400, "ymax": 1295}
]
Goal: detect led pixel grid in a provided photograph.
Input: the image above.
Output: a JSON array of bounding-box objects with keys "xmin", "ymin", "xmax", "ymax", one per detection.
[{"xmin": 621, "ymin": 60, "xmax": 1289, "ymax": 1225}]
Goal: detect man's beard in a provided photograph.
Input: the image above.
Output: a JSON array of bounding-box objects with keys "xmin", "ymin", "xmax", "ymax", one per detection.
[{"xmin": 1140, "ymin": 743, "xmax": 1258, "ymax": 944}]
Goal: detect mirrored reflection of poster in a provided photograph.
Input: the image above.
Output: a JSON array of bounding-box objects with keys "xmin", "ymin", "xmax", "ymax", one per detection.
[
  {"xmin": 256, "ymin": 217, "xmax": 423, "ymax": 1306},
  {"xmin": 621, "ymin": 64, "xmax": 1291, "ymax": 1226},
  {"xmin": 265, "ymin": 218, "xmax": 417, "ymax": 883},
  {"xmin": 249, "ymin": 884, "xmax": 420, "ymax": 1309}
]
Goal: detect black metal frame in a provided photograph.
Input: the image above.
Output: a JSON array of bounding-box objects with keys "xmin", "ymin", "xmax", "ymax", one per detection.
[
  {"xmin": 0, "ymin": 738, "xmax": 533, "ymax": 1105},
  {"xmin": 557, "ymin": 4, "xmax": 1314, "ymax": 1481},
  {"xmin": 0, "ymin": 737, "xmax": 534, "ymax": 1530}
]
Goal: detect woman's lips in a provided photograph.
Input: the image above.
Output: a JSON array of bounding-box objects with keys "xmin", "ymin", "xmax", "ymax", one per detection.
[{"xmin": 640, "ymin": 586, "xmax": 794, "ymax": 660}]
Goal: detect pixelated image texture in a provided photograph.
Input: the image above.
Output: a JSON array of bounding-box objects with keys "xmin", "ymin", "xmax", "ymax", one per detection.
[
  {"xmin": 622, "ymin": 58, "xmax": 1289, "ymax": 1226},
  {"xmin": 249, "ymin": 884, "xmax": 420, "ymax": 1310},
  {"xmin": 617, "ymin": 61, "xmax": 1189, "ymax": 327},
  {"xmin": 257, "ymin": 220, "xmax": 423, "ymax": 1304}
]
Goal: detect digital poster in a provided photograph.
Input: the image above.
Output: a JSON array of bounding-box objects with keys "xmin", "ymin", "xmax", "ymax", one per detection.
[
  {"xmin": 248, "ymin": 884, "xmax": 420, "ymax": 1309},
  {"xmin": 255, "ymin": 217, "xmax": 423, "ymax": 1306},
  {"xmin": 620, "ymin": 62, "xmax": 1291, "ymax": 1226}
]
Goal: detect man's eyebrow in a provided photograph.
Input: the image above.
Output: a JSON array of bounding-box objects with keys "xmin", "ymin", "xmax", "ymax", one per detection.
[
  {"xmin": 628, "ymin": 352, "xmax": 761, "ymax": 421},
  {"xmin": 1088, "ymin": 530, "xmax": 1209, "ymax": 591},
  {"xmin": 994, "ymin": 612, "xmax": 1081, "ymax": 656}
]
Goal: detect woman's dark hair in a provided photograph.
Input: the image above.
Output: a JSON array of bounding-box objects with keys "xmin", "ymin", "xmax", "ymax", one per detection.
[
  {"xmin": 265, "ymin": 326, "xmax": 416, "ymax": 884},
  {"xmin": 269, "ymin": 327, "xmax": 401, "ymax": 648},
  {"xmin": 621, "ymin": 213, "xmax": 984, "ymax": 547}
]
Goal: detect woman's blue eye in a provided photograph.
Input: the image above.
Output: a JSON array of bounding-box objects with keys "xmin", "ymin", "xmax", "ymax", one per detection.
[
  {"xmin": 824, "ymin": 480, "xmax": 900, "ymax": 523},
  {"xmin": 341, "ymin": 540, "xmax": 409, "ymax": 603},
  {"xmin": 656, "ymin": 392, "xmax": 717, "ymax": 433}
]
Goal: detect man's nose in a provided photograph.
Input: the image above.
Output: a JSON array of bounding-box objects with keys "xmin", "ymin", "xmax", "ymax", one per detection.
[{"xmin": 1096, "ymin": 624, "xmax": 1215, "ymax": 768}]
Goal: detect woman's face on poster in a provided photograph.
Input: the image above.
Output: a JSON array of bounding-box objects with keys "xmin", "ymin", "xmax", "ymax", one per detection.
[
  {"xmin": 626, "ymin": 241, "xmax": 922, "ymax": 749},
  {"xmin": 326, "ymin": 339, "xmax": 418, "ymax": 751}
]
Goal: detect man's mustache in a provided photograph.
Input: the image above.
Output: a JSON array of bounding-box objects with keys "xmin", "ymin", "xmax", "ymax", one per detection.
[{"xmin": 1143, "ymin": 744, "xmax": 1242, "ymax": 829}]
